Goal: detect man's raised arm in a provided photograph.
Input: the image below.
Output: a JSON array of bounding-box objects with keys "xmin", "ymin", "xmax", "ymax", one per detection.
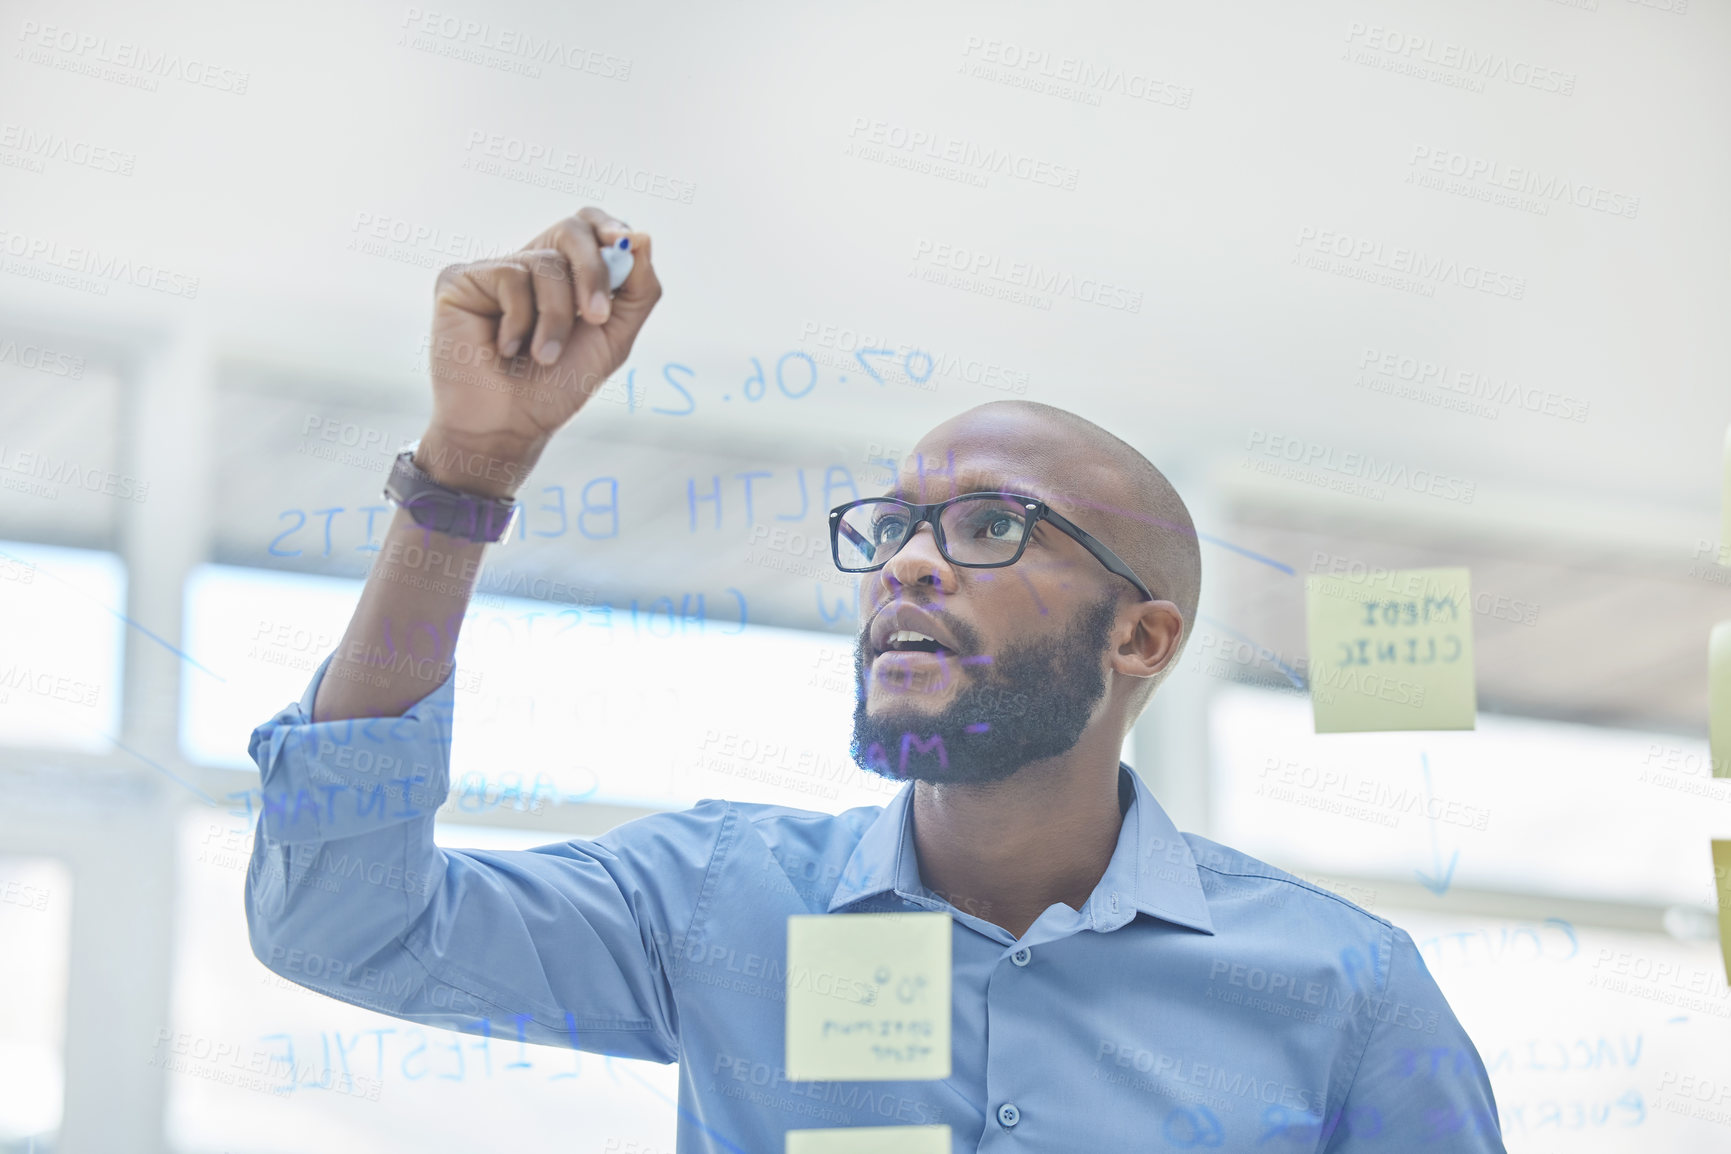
[
  {"xmin": 315, "ymin": 206, "xmax": 660, "ymax": 723},
  {"xmin": 244, "ymin": 209, "xmax": 704, "ymax": 1062}
]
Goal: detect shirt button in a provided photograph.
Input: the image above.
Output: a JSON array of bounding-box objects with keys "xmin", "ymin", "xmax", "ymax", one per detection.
[
  {"xmin": 997, "ymin": 1102, "xmax": 1020, "ymax": 1128},
  {"xmin": 1011, "ymin": 947, "xmax": 1032, "ymax": 967}
]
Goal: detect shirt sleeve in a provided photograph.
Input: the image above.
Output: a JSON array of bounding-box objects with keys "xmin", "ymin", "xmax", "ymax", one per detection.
[
  {"xmin": 243, "ymin": 654, "xmax": 732, "ymax": 1064},
  {"xmin": 1325, "ymin": 926, "xmax": 1506, "ymax": 1152}
]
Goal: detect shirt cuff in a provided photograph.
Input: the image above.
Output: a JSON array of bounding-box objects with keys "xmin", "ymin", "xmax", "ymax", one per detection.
[{"xmin": 246, "ymin": 653, "xmax": 459, "ymax": 845}]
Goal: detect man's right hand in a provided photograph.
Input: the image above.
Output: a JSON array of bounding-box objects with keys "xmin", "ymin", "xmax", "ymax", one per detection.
[{"xmin": 420, "ymin": 207, "xmax": 661, "ymax": 496}]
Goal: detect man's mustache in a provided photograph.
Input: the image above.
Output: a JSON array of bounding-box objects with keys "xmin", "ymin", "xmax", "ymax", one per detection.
[{"xmin": 855, "ymin": 607, "xmax": 983, "ymax": 657}]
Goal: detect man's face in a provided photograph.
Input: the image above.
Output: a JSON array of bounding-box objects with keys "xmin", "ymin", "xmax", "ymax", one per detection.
[{"xmin": 846, "ymin": 418, "xmax": 1134, "ymax": 785}]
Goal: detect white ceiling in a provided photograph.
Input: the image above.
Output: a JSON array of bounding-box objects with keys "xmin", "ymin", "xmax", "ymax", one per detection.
[{"xmin": 1, "ymin": 0, "xmax": 1728, "ymax": 733}]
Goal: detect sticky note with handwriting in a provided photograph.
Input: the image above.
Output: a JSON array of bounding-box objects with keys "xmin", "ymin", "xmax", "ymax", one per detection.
[
  {"xmin": 1306, "ymin": 567, "xmax": 1476, "ymax": 733},
  {"xmin": 786, "ymin": 1125, "xmax": 952, "ymax": 1154},
  {"xmin": 1711, "ymin": 623, "xmax": 1731, "ymax": 779},
  {"xmin": 785, "ymin": 911, "xmax": 950, "ymax": 1081},
  {"xmin": 1714, "ymin": 841, "xmax": 1731, "ymax": 983}
]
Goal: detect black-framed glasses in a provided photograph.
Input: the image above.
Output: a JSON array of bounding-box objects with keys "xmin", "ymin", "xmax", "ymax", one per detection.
[{"xmin": 829, "ymin": 492, "xmax": 1156, "ymax": 602}]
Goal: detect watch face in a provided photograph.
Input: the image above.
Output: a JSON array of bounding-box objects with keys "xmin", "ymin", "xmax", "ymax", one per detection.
[
  {"xmin": 385, "ymin": 450, "xmax": 517, "ymax": 543},
  {"xmin": 384, "ymin": 450, "xmax": 422, "ymax": 502}
]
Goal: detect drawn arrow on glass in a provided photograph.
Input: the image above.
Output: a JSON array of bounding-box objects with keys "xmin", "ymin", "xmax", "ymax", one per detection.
[{"xmin": 1414, "ymin": 751, "xmax": 1459, "ymax": 896}]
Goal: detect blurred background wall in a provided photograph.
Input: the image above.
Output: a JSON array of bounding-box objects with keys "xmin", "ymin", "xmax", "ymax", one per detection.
[{"xmin": 1, "ymin": 0, "xmax": 1729, "ymax": 1150}]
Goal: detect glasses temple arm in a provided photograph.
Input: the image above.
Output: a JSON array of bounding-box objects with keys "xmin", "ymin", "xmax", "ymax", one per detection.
[{"xmin": 1039, "ymin": 507, "xmax": 1158, "ymax": 602}]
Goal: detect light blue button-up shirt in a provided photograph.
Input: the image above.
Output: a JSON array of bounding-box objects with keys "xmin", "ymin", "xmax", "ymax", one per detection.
[{"xmin": 245, "ymin": 656, "xmax": 1504, "ymax": 1152}]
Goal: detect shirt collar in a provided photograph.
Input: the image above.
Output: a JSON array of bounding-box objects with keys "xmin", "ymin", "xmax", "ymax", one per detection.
[{"xmin": 829, "ymin": 763, "xmax": 1215, "ymax": 938}]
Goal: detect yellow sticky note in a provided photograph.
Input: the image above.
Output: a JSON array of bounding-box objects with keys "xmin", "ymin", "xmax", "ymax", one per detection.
[
  {"xmin": 787, "ymin": 1125, "xmax": 951, "ymax": 1154},
  {"xmin": 1306, "ymin": 567, "xmax": 1476, "ymax": 733},
  {"xmin": 785, "ymin": 912, "xmax": 950, "ymax": 1081},
  {"xmin": 1714, "ymin": 841, "xmax": 1731, "ymax": 983},
  {"xmin": 1711, "ymin": 623, "xmax": 1731, "ymax": 778}
]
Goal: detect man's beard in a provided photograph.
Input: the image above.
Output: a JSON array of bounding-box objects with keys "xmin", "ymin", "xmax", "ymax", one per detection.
[{"xmin": 849, "ymin": 595, "xmax": 1119, "ymax": 786}]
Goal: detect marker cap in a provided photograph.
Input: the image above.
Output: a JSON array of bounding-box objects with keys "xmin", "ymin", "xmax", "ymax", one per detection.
[{"xmin": 600, "ymin": 239, "xmax": 634, "ymax": 294}]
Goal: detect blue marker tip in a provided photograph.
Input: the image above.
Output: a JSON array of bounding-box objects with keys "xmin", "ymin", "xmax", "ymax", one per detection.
[{"xmin": 617, "ymin": 237, "xmax": 630, "ymax": 250}]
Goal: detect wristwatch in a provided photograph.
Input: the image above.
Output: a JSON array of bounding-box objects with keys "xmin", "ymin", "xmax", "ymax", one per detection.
[{"xmin": 382, "ymin": 447, "xmax": 522, "ymax": 543}]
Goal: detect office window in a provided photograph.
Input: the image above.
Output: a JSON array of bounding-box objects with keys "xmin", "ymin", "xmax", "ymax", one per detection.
[
  {"xmin": 182, "ymin": 564, "xmax": 898, "ymax": 814},
  {"xmin": 0, "ymin": 857, "xmax": 73, "ymax": 1148},
  {"xmin": 1210, "ymin": 683, "xmax": 1725, "ymax": 909},
  {"xmin": 0, "ymin": 541, "xmax": 125, "ymax": 752}
]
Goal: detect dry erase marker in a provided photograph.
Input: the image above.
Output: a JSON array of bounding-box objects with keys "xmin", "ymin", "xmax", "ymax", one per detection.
[{"xmin": 601, "ymin": 237, "xmax": 633, "ymax": 293}]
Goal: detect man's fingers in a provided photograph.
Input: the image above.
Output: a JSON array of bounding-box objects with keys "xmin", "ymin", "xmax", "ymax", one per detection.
[
  {"xmin": 577, "ymin": 206, "xmax": 652, "ymax": 298},
  {"xmin": 483, "ymin": 261, "xmax": 535, "ymax": 359},
  {"xmin": 432, "ymin": 209, "xmax": 658, "ymax": 369},
  {"xmin": 602, "ymin": 231, "xmax": 660, "ymax": 331},
  {"xmin": 523, "ymin": 249, "xmax": 575, "ymax": 364},
  {"xmin": 613, "ymin": 230, "xmax": 655, "ymax": 299},
  {"xmin": 576, "ymin": 205, "xmax": 631, "ymax": 243},
  {"xmin": 531, "ymin": 215, "xmax": 609, "ymax": 326}
]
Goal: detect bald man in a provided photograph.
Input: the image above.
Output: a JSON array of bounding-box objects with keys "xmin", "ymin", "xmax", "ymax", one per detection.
[{"xmin": 246, "ymin": 210, "xmax": 1504, "ymax": 1151}]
